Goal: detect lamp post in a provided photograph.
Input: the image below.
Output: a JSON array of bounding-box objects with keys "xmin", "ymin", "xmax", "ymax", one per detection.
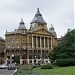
[
  {"xmin": 40, "ymin": 49, "xmax": 42, "ymax": 64},
  {"xmin": 34, "ymin": 56, "xmax": 36, "ymax": 65},
  {"xmin": 12, "ymin": 54, "xmax": 14, "ymax": 63},
  {"xmin": 6, "ymin": 58, "xmax": 8, "ymax": 65}
]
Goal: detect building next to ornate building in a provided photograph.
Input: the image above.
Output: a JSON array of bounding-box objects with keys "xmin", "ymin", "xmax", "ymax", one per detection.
[
  {"xmin": 5, "ymin": 8, "xmax": 57, "ymax": 64},
  {"xmin": 0, "ymin": 37, "xmax": 5, "ymax": 64}
]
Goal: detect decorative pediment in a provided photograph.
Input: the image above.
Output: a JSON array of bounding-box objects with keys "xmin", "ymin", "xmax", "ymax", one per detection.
[{"xmin": 32, "ymin": 28, "xmax": 53, "ymax": 36}]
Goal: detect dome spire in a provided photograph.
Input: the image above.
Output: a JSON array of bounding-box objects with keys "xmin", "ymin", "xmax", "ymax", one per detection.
[
  {"xmin": 21, "ymin": 18, "xmax": 23, "ymax": 22},
  {"xmin": 30, "ymin": 8, "xmax": 47, "ymax": 24},
  {"xmin": 49, "ymin": 24, "xmax": 54, "ymax": 31},
  {"xmin": 37, "ymin": 8, "xmax": 39, "ymax": 12},
  {"xmin": 20, "ymin": 18, "xmax": 24, "ymax": 24},
  {"xmin": 51, "ymin": 24, "xmax": 53, "ymax": 27}
]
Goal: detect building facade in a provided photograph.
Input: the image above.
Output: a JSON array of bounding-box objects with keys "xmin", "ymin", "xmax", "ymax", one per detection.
[
  {"xmin": 5, "ymin": 8, "xmax": 57, "ymax": 64},
  {"xmin": 57, "ymin": 36, "xmax": 63, "ymax": 45},
  {"xmin": 0, "ymin": 37, "xmax": 5, "ymax": 64}
]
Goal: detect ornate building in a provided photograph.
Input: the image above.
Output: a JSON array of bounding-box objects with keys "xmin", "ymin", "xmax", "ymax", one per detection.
[
  {"xmin": 5, "ymin": 8, "xmax": 57, "ymax": 64},
  {"xmin": 0, "ymin": 37, "xmax": 5, "ymax": 64}
]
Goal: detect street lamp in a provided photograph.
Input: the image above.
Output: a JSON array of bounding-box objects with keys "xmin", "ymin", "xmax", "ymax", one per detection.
[
  {"xmin": 6, "ymin": 58, "xmax": 8, "ymax": 65},
  {"xmin": 34, "ymin": 56, "xmax": 36, "ymax": 65},
  {"xmin": 40, "ymin": 49, "xmax": 42, "ymax": 64},
  {"xmin": 12, "ymin": 54, "xmax": 14, "ymax": 63}
]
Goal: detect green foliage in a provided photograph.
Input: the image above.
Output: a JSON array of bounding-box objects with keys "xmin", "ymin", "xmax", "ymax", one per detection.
[
  {"xmin": 33, "ymin": 64, "xmax": 40, "ymax": 68},
  {"xmin": 13, "ymin": 56, "xmax": 20, "ymax": 64},
  {"xmin": 14, "ymin": 64, "xmax": 33, "ymax": 75},
  {"xmin": 14, "ymin": 65, "xmax": 75, "ymax": 75},
  {"xmin": 0, "ymin": 51, "xmax": 4, "ymax": 57},
  {"xmin": 33, "ymin": 66, "xmax": 75, "ymax": 75},
  {"xmin": 41, "ymin": 64, "xmax": 53, "ymax": 69},
  {"xmin": 49, "ymin": 29, "xmax": 75, "ymax": 61},
  {"xmin": 56, "ymin": 58, "xmax": 75, "ymax": 67}
]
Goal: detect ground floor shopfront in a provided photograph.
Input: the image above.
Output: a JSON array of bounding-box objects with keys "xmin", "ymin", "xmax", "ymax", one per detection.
[{"xmin": 5, "ymin": 48, "xmax": 50, "ymax": 64}]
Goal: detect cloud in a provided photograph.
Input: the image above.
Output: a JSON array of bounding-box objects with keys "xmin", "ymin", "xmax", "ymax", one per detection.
[{"xmin": 0, "ymin": 0, "xmax": 74, "ymax": 38}]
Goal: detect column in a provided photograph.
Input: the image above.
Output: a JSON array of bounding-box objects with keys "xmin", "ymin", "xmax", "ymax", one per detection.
[
  {"xmin": 40, "ymin": 37, "xmax": 41, "ymax": 48},
  {"xmin": 36, "ymin": 36, "xmax": 37, "ymax": 48},
  {"xmin": 44, "ymin": 37, "xmax": 45, "ymax": 48},
  {"xmin": 41, "ymin": 49, "xmax": 42, "ymax": 64},
  {"xmin": 51, "ymin": 37, "xmax": 53, "ymax": 49},
  {"xmin": 32, "ymin": 36, "xmax": 33, "ymax": 48},
  {"xmin": 47, "ymin": 37, "xmax": 49, "ymax": 48}
]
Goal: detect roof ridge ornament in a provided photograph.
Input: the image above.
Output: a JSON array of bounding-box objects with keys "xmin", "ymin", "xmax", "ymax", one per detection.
[
  {"xmin": 51, "ymin": 24, "xmax": 53, "ymax": 27},
  {"xmin": 37, "ymin": 8, "xmax": 39, "ymax": 12},
  {"xmin": 20, "ymin": 18, "xmax": 25, "ymax": 24},
  {"xmin": 36, "ymin": 8, "xmax": 42, "ymax": 16},
  {"xmin": 21, "ymin": 18, "xmax": 23, "ymax": 22}
]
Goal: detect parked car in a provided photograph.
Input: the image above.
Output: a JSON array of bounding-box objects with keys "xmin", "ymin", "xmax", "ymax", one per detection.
[
  {"xmin": 0, "ymin": 64, "xmax": 8, "ymax": 69},
  {"xmin": 8, "ymin": 63, "xmax": 17, "ymax": 70}
]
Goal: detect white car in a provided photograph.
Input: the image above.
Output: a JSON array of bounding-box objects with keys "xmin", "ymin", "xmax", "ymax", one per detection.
[{"xmin": 0, "ymin": 64, "xmax": 8, "ymax": 69}]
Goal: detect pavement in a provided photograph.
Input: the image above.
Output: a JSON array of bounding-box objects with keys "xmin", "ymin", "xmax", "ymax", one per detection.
[
  {"xmin": 11, "ymin": 69, "xmax": 17, "ymax": 75},
  {"xmin": 0, "ymin": 69, "xmax": 15, "ymax": 75}
]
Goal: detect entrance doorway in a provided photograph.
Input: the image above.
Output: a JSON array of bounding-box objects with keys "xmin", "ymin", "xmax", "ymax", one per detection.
[{"xmin": 23, "ymin": 60, "xmax": 27, "ymax": 64}]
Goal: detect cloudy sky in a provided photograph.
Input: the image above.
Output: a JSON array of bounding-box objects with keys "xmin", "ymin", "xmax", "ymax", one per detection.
[{"xmin": 0, "ymin": 0, "xmax": 74, "ymax": 38}]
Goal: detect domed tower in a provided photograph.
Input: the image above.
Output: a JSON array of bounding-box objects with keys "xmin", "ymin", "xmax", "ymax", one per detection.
[
  {"xmin": 29, "ymin": 8, "xmax": 48, "ymax": 31},
  {"xmin": 49, "ymin": 24, "xmax": 57, "ymax": 38},
  {"xmin": 15, "ymin": 18, "xmax": 27, "ymax": 33},
  {"xmin": 18, "ymin": 18, "xmax": 26, "ymax": 29}
]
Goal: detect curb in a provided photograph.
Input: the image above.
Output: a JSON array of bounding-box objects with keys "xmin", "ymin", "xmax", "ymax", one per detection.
[{"xmin": 11, "ymin": 69, "xmax": 17, "ymax": 75}]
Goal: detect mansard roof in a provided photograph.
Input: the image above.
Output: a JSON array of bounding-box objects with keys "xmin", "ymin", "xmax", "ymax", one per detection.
[{"xmin": 30, "ymin": 8, "xmax": 47, "ymax": 24}]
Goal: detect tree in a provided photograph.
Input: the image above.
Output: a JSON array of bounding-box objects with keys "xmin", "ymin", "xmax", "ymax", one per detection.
[
  {"xmin": 49, "ymin": 29, "xmax": 75, "ymax": 62},
  {"xmin": 13, "ymin": 56, "xmax": 20, "ymax": 64}
]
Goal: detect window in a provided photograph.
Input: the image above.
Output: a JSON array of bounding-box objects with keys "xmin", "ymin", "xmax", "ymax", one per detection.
[
  {"xmin": 29, "ymin": 55, "xmax": 32, "ymax": 59},
  {"xmin": 29, "ymin": 60, "xmax": 32, "ymax": 64},
  {"xmin": 12, "ymin": 40, "xmax": 14, "ymax": 43},
  {"xmin": 17, "ymin": 40, "xmax": 19, "ymax": 43},
  {"xmin": 8, "ymin": 46, "xmax": 10, "ymax": 48},
  {"xmin": 12, "ymin": 46, "xmax": 14, "ymax": 49},
  {"xmin": 17, "ymin": 46, "xmax": 19, "ymax": 48},
  {"xmin": 37, "ymin": 37, "xmax": 40, "ymax": 47}
]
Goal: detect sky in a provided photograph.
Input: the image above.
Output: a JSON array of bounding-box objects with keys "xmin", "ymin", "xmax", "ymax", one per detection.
[{"xmin": 0, "ymin": 0, "xmax": 74, "ymax": 38}]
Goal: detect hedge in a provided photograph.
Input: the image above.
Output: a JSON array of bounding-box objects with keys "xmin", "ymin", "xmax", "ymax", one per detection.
[
  {"xmin": 56, "ymin": 58, "xmax": 75, "ymax": 67},
  {"xmin": 41, "ymin": 64, "xmax": 53, "ymax": 69}
]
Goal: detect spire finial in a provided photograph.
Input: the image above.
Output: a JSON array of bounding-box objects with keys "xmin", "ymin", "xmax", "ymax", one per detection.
[
  {"xmin": 21, "ymin": 18, "xmax": 23, "ymax": 22},
  {"xmin": 51, "ymin": 24, "xmax": 53, "ymax": 27},
  {"xmin": 6, "ymin": 30, "xmax": 7, "ymax": 33},
  {"xmin": 37, "ymin": 8, "xmax": 39, "ymax": 12}
]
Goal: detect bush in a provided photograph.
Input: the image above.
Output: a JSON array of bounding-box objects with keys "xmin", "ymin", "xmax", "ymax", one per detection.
[
  {"xmin": 56, "ymin": 58, "xmax": 75, "ymax": 67},
  {"xmin": 33, "ymin": 65, "xmax": 40, "ymax": 68},
  {"xmin": 41, "ymin": 64, "xmax": 53, "ymax": 69}
]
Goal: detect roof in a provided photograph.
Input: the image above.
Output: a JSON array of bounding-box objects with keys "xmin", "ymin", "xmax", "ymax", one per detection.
[
  {"xmin": 49, "ymin": 24, "xmax": 57, "ymax": 38},
  {"xmin": 30, "ymin": 8, "xmax": 47, "ymax": 24},
  {"xmin": 49, "ymin": 24, "xmax": 55, "ymax": 32},
  {"xmin": 18, "ymin": 18, "xmax": 26, "ymax": 29}
]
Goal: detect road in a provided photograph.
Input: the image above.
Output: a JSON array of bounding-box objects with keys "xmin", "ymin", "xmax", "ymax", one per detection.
[{"xmin": 0, "ymin": 69, "xmax": 14, "ymax": 75}]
